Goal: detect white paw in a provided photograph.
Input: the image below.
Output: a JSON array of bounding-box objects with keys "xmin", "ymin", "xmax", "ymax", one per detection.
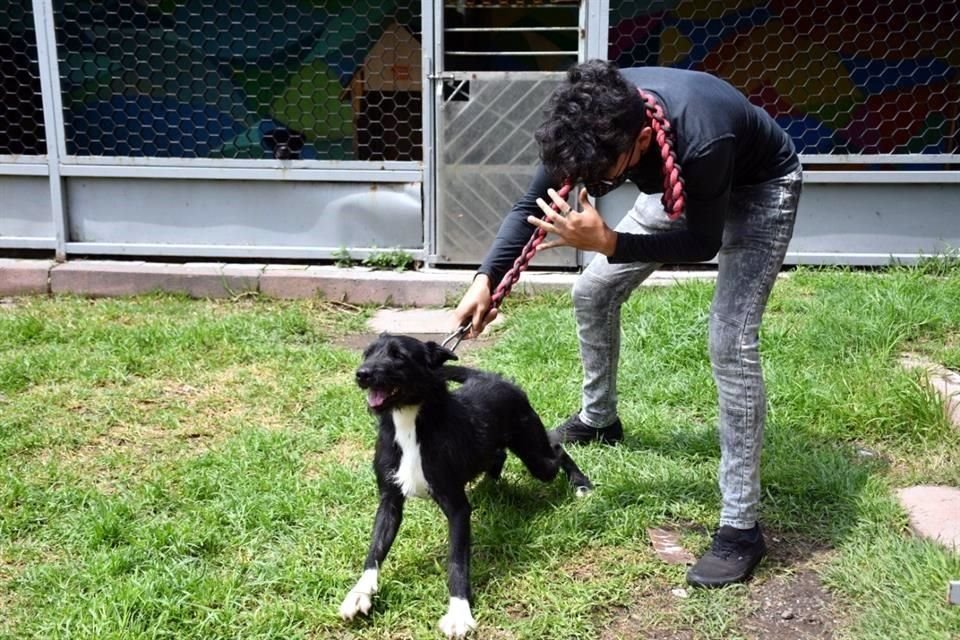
[
  {"xmin": 575, "ymin": 484, "xmax": 592, "ymax": 498},
  {"xmin": 438, "ymin": 597, "xmax": 476, "ymax": 638},
  {"xmin": 339, "ymin": 569, "xmax": 378, "ymax": 620},
  {"xmin": 339, "ymin": 590, "xmax": 372, "ymax": 619}
]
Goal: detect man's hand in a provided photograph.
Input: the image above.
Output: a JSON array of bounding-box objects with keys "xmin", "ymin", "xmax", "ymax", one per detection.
[
  {"xmin": 452, "ymin": 274, "xmax": 498, "ymax": 338},
  {"xmin": 528, "ymin": 187, "xmax": 618, "ymax": 255}
]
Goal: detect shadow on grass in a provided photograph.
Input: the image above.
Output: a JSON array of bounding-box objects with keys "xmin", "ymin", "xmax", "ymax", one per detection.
[
  {"xmin": 367, "ymin": 470, "xmax": 590, "ymax": 597},
  {"xmin": 594, "ymin": 417, "xmax": 873, "ymax": 567}
]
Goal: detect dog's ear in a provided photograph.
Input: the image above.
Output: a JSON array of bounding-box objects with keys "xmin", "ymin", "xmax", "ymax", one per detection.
[{"xmin": 425, "ymin": 341, "xmax": 458, "ymax": 367}]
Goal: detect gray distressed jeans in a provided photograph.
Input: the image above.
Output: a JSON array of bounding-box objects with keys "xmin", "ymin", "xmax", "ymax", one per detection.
[{"xmin": 572, "ymin": 168, "xmax": 802, "ymax": 529}]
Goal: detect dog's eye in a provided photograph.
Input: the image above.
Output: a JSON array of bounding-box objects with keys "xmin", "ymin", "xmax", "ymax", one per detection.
[{"xmin": 387, "ymin": 345, "xmax": 403, "ymax": 359}]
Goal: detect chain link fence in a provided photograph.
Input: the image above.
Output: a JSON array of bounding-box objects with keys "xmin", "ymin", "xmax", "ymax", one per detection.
[
  {"xmin": 54, "ymin": 0, "xmax": 422, "ymax": 161},
  {"xmin": 609, "ymin": 0, "xmax": 960, "ymax": 157},
  {"xmin": 1, "ymin": 0, "xmax": 46, "ymax": 156}
]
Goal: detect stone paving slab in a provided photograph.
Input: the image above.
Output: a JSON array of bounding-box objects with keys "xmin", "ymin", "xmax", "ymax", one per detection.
[
  {"xmin": 647, "ymin": 527, "xmax": 696, "ymax": 565},
  {"xmin": 896, "ymin": 485, "xmax": 960, "ymax": 551},
  {"xmin": 0, "ymin": 259, "xmax": 53, "ymax": 295},
  {"xmin": 900, "ymin": 353, "xmax": 960, "ymax": 429},
  {"xmin": 367, "ymin": 308, "xmax": 505, "ymax": 335},
  {"xmin": 336, "ymin": 308, "xmax": 506, "ymax": 356}
]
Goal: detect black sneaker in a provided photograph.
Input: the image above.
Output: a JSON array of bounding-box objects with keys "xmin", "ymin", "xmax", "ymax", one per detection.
[
  {"xmin": 686, "ymin": 524, "xmax": 767, "ymax": 588},
  {"xmin": 551, "ymin": 413, "xmax": 623, "ymax": 445}
]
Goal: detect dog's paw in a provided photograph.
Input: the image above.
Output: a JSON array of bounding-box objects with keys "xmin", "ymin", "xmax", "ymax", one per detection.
[
  {"xmin": 339, "ymin": 569, "xmax": 378, "ymax": 620},
  {"xmin": 438, "ymin": 597, "xmax": 476, "ymax": 638},
  {"xmin": 339, "ymin": 589, "xmax": 373, "ymax": 620},
  {"xmin": 575, "ymin": 484, "xmax": 593, "ymax": 498}
]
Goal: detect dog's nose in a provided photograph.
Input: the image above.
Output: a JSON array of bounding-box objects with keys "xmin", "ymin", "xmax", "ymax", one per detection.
[{"xmin": 355, "ymin": 367, "xmax": 372, "ymax": 385}]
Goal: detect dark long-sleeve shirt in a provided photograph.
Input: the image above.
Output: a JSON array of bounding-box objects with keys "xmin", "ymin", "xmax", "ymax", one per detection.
[{"xmin": 478, "ymin": 67, "xmax": 799, "ymax": 287}]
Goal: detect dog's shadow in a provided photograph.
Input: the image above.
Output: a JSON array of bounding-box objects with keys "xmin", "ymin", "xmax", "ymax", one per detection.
[
  {"xmin": 374, "ymin": 470, "xmax": 590, "ymax": 596},
  {"xmin": 391, "ymin": 471, "xmax": 582, "ymax": 593}
]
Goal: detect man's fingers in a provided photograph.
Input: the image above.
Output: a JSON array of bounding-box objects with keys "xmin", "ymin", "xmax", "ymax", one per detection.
[
  {"xmin": 527, "ymin": 215, "xmax": 558, "ymax": 234},
  {"xmin": 538, "ymin": 239, "xmax": 567, "ymax": 251},
  {"xmin": 547, "ymin": 188, "xmax": 570, "ymax": 212},
  {"xmin": 579, "ymin": 187, "xmax": 591, "ymax": 207},
  {"xmin": 485, "ymin": 307, "xmax": 498, "ymax": 329},
  {"xmin": 534, "ymin": 197, "xmax": 565, "ymax": 219},
  {"xmin": 469, "ymin": 307, "xmax": 497, "ymax": 338},
  {"xmin": 471, "ymin": 305, "xmax": 487, "ymax": 337}
]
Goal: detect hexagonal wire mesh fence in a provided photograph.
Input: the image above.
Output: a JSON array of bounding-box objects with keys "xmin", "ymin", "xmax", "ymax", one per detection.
[
  {"xmin": 53, "ymin": 0, "xmax": 422, "ymax": 161},
  {"xmin": 1, "ymin": 0, "xmax": 47, "ymax": 155},
  {"xmin": 609, "ymin": 0, "xmax": 960, "ymax": 157},
  {"xmin": 41, "ymin": 1, "xmax": 960, "ymax": 161}
]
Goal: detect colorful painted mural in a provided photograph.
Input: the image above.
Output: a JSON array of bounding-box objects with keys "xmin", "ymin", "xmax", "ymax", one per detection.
[
  {"xmin": 609, "ymin": 0, "xmax": 960, "ymax": 155},
  {"xmin": 55, "ymin": 0, "xmax": 422, "ymax": 160}
]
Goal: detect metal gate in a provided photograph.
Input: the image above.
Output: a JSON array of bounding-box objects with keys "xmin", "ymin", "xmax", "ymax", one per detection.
[
  {"xmin": 435, "ymin": 72, "xmax": 572, "ymax": 265},
  {"xmin": 431, "ymin": 0, "xmax": 605, "ymax": 266}
]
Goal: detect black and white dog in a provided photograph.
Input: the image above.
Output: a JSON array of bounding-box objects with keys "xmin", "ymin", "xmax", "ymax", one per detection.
[{"xmin": 340, "ymin": 333, "xmax": 592, "ymax": 638}]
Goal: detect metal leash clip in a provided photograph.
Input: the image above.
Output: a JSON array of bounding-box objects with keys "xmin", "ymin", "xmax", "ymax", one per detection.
[{"xmin": 441, "ymin": 322, "xmax": 472, "ymax": 352}]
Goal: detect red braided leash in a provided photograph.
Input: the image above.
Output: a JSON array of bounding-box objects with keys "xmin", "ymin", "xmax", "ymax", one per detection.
[
  {"xmin": 490, "ymin": 180, "xmax": 573, "ymax": 309},
  {"xmin": 443, "ymin": 181, "xmax": 572, "ymax": 350},
  {"xmin": 637, "ymin": 88, "xmax": 686, "ymax": 220}
]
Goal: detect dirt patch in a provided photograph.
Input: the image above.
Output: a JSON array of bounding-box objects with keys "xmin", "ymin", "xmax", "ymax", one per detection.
[
  {"xmin": 480, "ymin": 628, "xmax": 520, "ymax": 640},
  {"xmin": 40, "ymin": 365, "xmax": 286, "ymax": 491},
  {"xmin": 303, "ymin": 436, "xmax": 370, "ymax": 479},
  {"xmin": 0, "ymin": 586, "xmax": 17, "ymax": 637},
  {"xmin": 560, "ymin": 545, "xmax": 651, "ymax": 583},
  {"xmin": 742, "ymin": 566, "xmax": 837, "ymax": 639},
  {"xmin": 888, "ymin": 447, "xmax": 959, "ymax": 482},
  {"xmin": 328, "ymin": 436, "xmax": 369, "ymax": 465},
  {"xmin": 562, "ymin": 547, "xmax": 699, "ymax": 640},
  {"xmin": 600, "ymin": 588, "xmax": 693, "ymax": 640},
  {"xmin": 599, "ymin": 534, "xmax": 839, "ymax": 640},
  {"xmin": 738, "ymin": 535, "xmax": 838, "ymax": 640},
  {"xmin": 0, "ymin": 547, "xmax": 35, "ymax": 635}
]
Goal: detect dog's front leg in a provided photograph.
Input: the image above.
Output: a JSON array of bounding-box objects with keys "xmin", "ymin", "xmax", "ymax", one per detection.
[
  {"xmin": 340, "ymin": 487, "xmax": 404, "ymax": 620},
  {"xmin": 435, "ymin": 489, "xmax": 477, "ymax": 638}
]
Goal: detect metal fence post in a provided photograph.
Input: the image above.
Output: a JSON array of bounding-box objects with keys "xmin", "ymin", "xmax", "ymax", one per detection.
[
  {"xmin": 585, "ymin": 0, "xmax": 610, "ymax": 61},
  {"xmin": 31, "ymin": 0, "xmax": 68, "ymax": 261},
  {"xmin": 421, "ymin": 0, "xmax": 437, "ymax": 264}
]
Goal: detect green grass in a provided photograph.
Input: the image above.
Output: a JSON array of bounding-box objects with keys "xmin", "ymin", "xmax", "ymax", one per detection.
[{"xmin": 2, "ymin": 267, "xmax": 960, "ymax": 639}]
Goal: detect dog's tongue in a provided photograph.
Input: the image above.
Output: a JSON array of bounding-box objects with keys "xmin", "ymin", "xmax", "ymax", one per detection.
[{"xmin": 367, "ymin": 389, "xmax": 388, "ymax": 408}]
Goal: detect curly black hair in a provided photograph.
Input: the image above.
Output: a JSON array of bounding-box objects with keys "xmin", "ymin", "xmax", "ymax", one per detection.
[{"xmin": 534, "ymin": 59, "xmax": 647, "ymax": 184}]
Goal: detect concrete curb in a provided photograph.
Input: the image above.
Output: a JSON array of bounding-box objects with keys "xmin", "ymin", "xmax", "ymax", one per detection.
[
  {"xmin": 49, "ymin": 261, "xmax": 262, "ymax": 299},
  {"xmin": 1, "ymin": 258, "xmax": 719, "ymax": 306},
  {"xmin": 0, "ymin": 259, "xmax": 54, "ymax": 296},
  {"xmin": 259, "ymin": 265, "xmax": 474, "ymax": 305}
]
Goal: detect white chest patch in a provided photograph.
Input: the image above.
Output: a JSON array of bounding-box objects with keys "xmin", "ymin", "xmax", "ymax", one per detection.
[{"xmin": 391, "ymin": 405, "xmax": 430, "ymax": 498}]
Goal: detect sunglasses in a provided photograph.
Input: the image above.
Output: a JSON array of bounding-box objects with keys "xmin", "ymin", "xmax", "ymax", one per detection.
[
  {"xmin": 584, "ymin": 140, "xmax": 638, "ymax": 197},
  {"xmin": 585, "ymin": 167, "xmax": 629, "ymax": 198}
]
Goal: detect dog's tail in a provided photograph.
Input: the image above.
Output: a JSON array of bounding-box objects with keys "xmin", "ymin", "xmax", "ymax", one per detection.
[{"xmin": 440, "ymin": 364, "xmax": 483, "ymax": 384}]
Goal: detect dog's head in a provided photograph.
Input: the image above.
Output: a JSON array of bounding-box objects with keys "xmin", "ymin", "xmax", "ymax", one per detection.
[{"xmin": 355, "ymin": 333, "xmax": 458, "ymax": 413}]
